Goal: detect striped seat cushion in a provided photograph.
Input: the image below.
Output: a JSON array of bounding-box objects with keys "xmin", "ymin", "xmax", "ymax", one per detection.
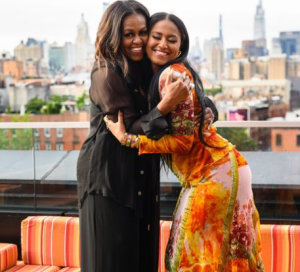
[
  {"xmin": 57, "ymin": 268, "xmax": 81, "ymax": 272},
  {"xmin": 159, "ymin": 221, "xmax": 172, "ymax": 272},
  {"xmin": 21, "ymin": 216, "xmax": 80, "ymax": 268},
  {"xmin": 5, "ymin": 264, "xmax": 61, "ymax": 272},
  {"xmin": 0, "ymin": 244, "xmax": 18, "ymax": 272},
  {"xmin": 261, "ymin": 225, "xmax": 300, "ymax": 272}
]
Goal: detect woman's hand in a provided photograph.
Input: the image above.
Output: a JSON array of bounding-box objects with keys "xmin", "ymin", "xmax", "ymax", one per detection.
[
  {"xmin": 204, "ymin": 107, "xmax": 214, "ymax": 128},
  {"xmin": 104, "ymin": 111, "xmax": 125, "ymax": 142},
  {"xmin": 157, "ymin": 69, "xmax": 191, "ymax": 116},
  {"xmin": 195, "ymin": 108, "xmax": 214, "ymax": 129}
]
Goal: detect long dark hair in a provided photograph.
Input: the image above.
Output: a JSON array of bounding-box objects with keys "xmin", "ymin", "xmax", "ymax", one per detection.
[
  {"xmin": 147, "ymin": 13, "xmax": 209, "ymax": 147},
  {"xmin": 95, "ymin": 0, "xmax": 150, "ymax": 77}
]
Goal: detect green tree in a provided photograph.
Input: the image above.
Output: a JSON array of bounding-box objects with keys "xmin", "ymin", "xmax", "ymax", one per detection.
[
  {"xmin": 49, "ymin": 95, "xmax": 68, "ymax": 103},
  {"xmin": 76, "ymin": 92, "xmax": 90, "ymax": 111},
  {"xmin": 217, "ymin": 127, "xmax": 257, "ymax": 151},
  {"xmin": 0, "ymin": 115, "xmax": 32, "ymax": 150},
  {"xmin": 25, "ymin": 98, "xmax": 46, "ymax": 114},
  {"xmin": 41, "ymin": 95, "xmax": 69, "ymax": 114},
  {"xmin": 25, "ymin": 95, "xmax": 69, "ymax": 114},
  {"xmin": 204, "ymin": 87, "xmax": 222, "ymax": 97}
]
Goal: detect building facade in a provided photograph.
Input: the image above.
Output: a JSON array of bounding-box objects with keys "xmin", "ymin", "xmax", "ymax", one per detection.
[
  {"xmin": 75, "ymin": 14, "xmax": 93, "ymax": 68},
  {"xmin": 14, "ymin": 41, "xmax": 42, "ymax": 63},
  {"xmin": 279, "ymin": 31, "xmax": 300, "ymax": 57}
]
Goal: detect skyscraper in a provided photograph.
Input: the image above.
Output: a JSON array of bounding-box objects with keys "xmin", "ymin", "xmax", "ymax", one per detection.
[
  {"xmin": 219, "ymin": 15, "xmax": 223, "ymax": 42},
  {"xmin": 203, "ymin": 15, "xmax": 224, "ymax": 79},
  {"xmin": 253, "ymin": 0, "xmax": 268, "ymax": 56},
  {"xmin": 207, "ymin": 15, "xmax": 224, "ymax": 80},
  {"xmin": 279, "ymin": 31, "xmax": 300, "ymax": 57},
  {"xmin": 254, "ymin": 0, "xmax": 266, "ymax": 40},
  {"xmin": 75, "ymin": 14, "xmax": 93, "ymax": 67}
]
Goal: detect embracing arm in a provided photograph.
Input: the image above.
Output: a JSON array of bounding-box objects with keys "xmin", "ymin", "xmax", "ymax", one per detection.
[
  {"xmin": 90, "ymin": 66, "xmax": 170, "ymax": 137},
  {"xmin": 106, "ymin": 64, "xmax": 195, "ymax": 155},
  {"xmin": 138, "ymin": 64, "xmax": 195, "ymax": 154},
  {"xmin": 91, "ymin": 64, "xmax": 193, "ymax": 139}
]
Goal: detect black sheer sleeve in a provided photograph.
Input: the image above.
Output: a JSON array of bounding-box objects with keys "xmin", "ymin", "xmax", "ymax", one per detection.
[{"xmin": 90, "ymin": 67, "xmax": 169, "ymax": 138}]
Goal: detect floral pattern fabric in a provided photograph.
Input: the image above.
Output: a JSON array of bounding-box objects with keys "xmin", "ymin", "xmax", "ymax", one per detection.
[{"xmin": 139, "ymin": 63, "xmax": 264, "ymax": 271}]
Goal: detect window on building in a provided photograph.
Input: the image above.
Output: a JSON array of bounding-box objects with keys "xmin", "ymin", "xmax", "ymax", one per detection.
[
  {"xmin": 45, "ymin": 142, "xmax": 52, "ymax": 151},
  {"xmin": 56, "ymin": 143, "xmax": 64, "ymax": 151},
  {"xmin": 34, "ymin": 128, "xmax": 39, "ymax": 137},
  {"xmin": 44, "ymin": 128, "xmax": 51, "ymax": 138},
  {"xmin": 297, "ymin": 135, "xmax": 300, "ymax": 147},
  {"xmin": 56, "ymin": 128, "xmax": 63, "ymax": 138},
  {"xmin": 276, "ymin": 134, "xmax": 282, "ymax": 146},
  {"xmin": 34, "ymin": 142, "xmax": 40, "ymax": 150}
]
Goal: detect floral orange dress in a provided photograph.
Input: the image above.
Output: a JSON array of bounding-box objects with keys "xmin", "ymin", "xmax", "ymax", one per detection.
[{"xmin": 138, "ymin": 63, "xmax": 265, "ymax": 272}]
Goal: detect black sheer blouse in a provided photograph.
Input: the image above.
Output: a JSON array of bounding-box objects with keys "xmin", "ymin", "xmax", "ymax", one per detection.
[{"xmin": 77, "ymin": 64, "xmax": 168, "ymax": 217}]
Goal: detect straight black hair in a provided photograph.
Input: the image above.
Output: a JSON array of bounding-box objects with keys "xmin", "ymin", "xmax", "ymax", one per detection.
[{"xmin": 147, "ymin": 13, "xmax": 210, "ymax": 148}]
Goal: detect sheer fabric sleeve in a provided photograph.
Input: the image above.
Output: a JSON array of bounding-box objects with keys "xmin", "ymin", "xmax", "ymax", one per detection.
[
  {"xmin": 90, "ymin": 66, "xmax": 168, "ymax": 137},
  {"xmin": 138, "ymin": 63, "xmax": 195, "ymax": 155}
]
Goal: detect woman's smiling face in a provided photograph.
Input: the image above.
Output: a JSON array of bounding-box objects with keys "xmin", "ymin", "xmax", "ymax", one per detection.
[
  {"xmin": 146, "ymin": 19, "xmax": 181, "ymax": 72},
  {"xmin": 122, "ymin": 14, "xmax": 148, "ymax": 62}
]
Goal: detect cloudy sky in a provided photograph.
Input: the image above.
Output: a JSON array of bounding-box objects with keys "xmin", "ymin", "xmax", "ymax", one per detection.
[{"xmin": 0, "ymin": 0, "xmax": 299, "ymax": 54}]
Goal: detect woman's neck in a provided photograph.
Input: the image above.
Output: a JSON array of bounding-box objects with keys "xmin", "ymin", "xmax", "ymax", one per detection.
[{"xmin": 151, "ymin": 63, "xmax": 160, "ymax": 73}]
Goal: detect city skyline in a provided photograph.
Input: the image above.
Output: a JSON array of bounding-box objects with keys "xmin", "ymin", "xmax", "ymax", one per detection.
[{"xmin": 1, "ymin": 0, "xmax": 300, "ymax": 54}]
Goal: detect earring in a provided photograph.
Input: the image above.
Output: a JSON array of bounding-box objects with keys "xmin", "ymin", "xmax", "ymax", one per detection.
[{"xmin": 177, "ymin": 51, "xmax": 182, "ymax": 57}]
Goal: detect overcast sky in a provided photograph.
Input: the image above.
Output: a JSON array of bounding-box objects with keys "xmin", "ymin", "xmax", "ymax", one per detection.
[{"xmin": 0, "ymin": 0, "xmax": 299, "ymax": 54}]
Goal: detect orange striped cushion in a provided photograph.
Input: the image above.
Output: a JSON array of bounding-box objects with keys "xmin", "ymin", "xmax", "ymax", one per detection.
[
  {"xmin": 21, "ymin": 216, "xmax": 80, "ymax": 268},
  {"xmin": 57, "ymin": 268, "xmax": 81, "ymax": 272},
  {"xmin": 261, "ymin": 225, "xmax": 300, "ymax": 272},
  {"xmin": 158, "ymin": 221, "xmax": 172, "ymax": 272},
  {"xmin": 5, "ymin": 264, "xmax": 61, "ymax": 272},
  {"xmin": 0, "ymin": 244, "xmax": 18, "ymax": 272}
]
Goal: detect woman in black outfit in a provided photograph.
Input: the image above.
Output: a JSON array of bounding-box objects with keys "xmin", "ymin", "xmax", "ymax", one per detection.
[{"xmin": 77, "ymin": 1, "xmax": 217, "ymax": 271}]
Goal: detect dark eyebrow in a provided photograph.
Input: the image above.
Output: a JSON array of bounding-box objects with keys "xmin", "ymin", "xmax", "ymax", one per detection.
[
  {"xmin": 123, "ymin": 26, "xmax": 147, "ymax": 32},
  {"xmin": 151, "ymin": 31, "xmax": 179, "ymax": 38}
]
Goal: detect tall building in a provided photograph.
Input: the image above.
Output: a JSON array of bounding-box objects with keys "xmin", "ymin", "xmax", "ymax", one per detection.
[
  {"xmin": 189, "ymin": 37, "xmax": 201, "ymax": 73},
  {"xmin": 228, "ymin": 59, "xmax": 255, "ymax": 80},
  {"xmin": 49, "ymin": 44, "xmax": 65, "ymax": 73},
  {"xmin": 253, "ymin": 1, "xmax": 268, "ymax": 56},
  {"xmin": 272, "ymin": 38, "xmax": 282, "ymax": 55},
  {"xmin": 287, "ymin": 55, "xmax": 300, "ymax": 79},
  {"xmin": 256, "ymin": 56, "xmax": 269, "ymax": 79},
  {"xmin": 233, "ymin": 49, "xmax": 246, "ymax": 60},
  {"xmin": 268, "ymin": 55, "xmax": 287, "ymax": 80},
  {"xmin": 64, "ymin": 42, "xmax": 76, "ymax": 72},
  {"xmin": 226, "ymin": 48, "xmax": 238, "ymax": 62},
  {"xmin": 75, "ymin": 14, "xmax": 93, "ymax": 67},
  {"xmin": 279, "ymin": 31, "xmax": 300, "ymax": 57},
  {"xmin": 207, "ymin": 15, "xmax": 224, "ymax": 80},
  {"xmin": 190, "ymin": 37, "xmax": 201, "ymax": 61},
  {"xmin": 242, "ymin": 40, "xmax": 256, "ymax": 57},
  {"xmin": 219, "ymin": 14, "xmax": 223, "ymax": 42},
  {"xmin": 14, "ymin": 41, "xmax": 42, "ymax": 63},
  {"xmin": 254, "ymin": 0, "xmax": 266, "ymax": 40},
  {"xmin": 209, "ymin": 42, "xmax": 224, "ymax": 80}
]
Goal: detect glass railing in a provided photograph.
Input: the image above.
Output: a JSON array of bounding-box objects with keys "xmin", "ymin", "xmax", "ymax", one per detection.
[{"xmin": 0, "ymin": 121, "xmax": 300, "ymax": 223}]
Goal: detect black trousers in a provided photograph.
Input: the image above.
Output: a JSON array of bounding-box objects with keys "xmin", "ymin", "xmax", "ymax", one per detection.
[{"xmin": 79, "ymin": 194, "xmax": 159, "ymax": 272}]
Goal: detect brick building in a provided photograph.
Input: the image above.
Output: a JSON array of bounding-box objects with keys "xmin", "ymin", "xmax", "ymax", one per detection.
[{"xmin": 0, "ymin": 111, "xmax": 90, "ymax": 151}]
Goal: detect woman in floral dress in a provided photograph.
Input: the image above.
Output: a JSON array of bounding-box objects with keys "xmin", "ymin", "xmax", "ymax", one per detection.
[{"xmin": 106, "ymin": 12, "xmax": 265, "ymax": 272}]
